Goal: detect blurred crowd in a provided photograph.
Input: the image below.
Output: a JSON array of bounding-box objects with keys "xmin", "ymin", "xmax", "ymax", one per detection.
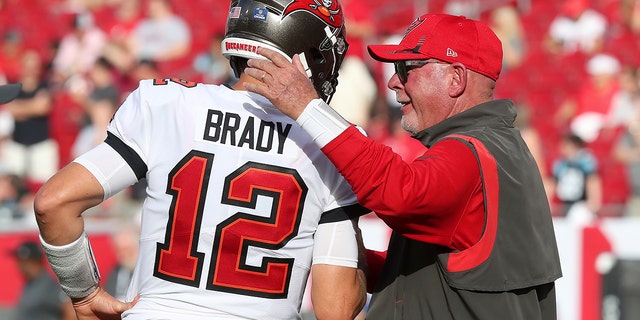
[{"xmin": 0, "ymin": 0, "xmax": 639, "ymax": 228}]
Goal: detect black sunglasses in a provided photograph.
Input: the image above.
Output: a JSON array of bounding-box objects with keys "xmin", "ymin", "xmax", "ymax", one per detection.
[{"xmin": 393, "ymin": 60, "xmax": 443, "ymax": 83}]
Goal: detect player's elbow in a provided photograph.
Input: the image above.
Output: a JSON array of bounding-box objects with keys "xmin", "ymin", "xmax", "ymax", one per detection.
[{"xmin": 33, "ymin": 184, "xmax": 64, "ymax": 226}]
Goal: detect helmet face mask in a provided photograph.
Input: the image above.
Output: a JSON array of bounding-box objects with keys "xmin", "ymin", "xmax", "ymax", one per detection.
[{"xmin": 222, "ymin": 0, "xmax": 349, "ymax": 103}]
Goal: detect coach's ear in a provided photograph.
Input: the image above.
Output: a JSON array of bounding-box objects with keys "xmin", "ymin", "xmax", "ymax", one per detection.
[{"xmin": 449, "ymin": 62, "xmax": 467, "ymax": 98}]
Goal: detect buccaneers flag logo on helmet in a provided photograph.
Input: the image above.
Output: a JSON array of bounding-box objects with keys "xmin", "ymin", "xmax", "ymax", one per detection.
[{"xmin": 283, "ymin": 0, "xmax": 343, "ymax": 28}]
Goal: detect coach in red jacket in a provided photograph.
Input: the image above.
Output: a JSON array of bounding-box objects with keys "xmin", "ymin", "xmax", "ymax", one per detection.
[{"xmin": 246, "ymin": 13, "xmax": 562, "ymax": 320}]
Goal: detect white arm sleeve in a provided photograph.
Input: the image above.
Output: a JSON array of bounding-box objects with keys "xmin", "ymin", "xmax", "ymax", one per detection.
[
  {"xmin": 73, "ymin": 142, "xmax": 139, "ymax": 200},
  {"xmin": 312, "ymin": 219, "xmax": 358, "ymax": 268},
  {"xmin": 296, "ymin": 98, "xmax": 351, "ymax": 148}
]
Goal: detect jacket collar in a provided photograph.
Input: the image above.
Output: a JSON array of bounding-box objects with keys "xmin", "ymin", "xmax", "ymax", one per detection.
[{"xmin": 412, "ymin": 99, "xmax": 516, "ymax": 148}]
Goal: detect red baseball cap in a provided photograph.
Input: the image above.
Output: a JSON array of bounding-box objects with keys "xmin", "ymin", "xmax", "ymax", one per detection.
[{"xmin": 368, "ymin": 13, "xmax": 503, "ymax": 81}]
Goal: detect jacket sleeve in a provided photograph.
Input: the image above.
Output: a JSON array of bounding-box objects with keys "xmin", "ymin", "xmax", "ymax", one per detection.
[{"xmin": 321, "ymin": 126, "xmax": 482, "ymax": 247}]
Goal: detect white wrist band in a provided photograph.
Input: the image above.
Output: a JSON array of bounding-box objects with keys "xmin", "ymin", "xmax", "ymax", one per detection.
[
  {"xmin": 296, "ymin": 99, "xmax": 350, "ymax": 148},
  {"xmin": 40, "ymin": 232, "xmax": 101, "ymax": 298}
]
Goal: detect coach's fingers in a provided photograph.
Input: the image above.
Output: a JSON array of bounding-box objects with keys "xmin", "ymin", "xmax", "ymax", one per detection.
[
  {"xmin": 251, "ymin": 48, "xmax": 309, "ymax": 80},
  {"xmin": 242, "ymin": 73, "xmax": 268, "ymax": 98},
  {"xmin": 256, "ymin": 47, "xmax": 292, "ymax": 67},
  {"xmin": 245, "ymin": 59, "xmax": 273, "ymax": 80},
  {"xmin": 245, "ymin": 48, "xmax": 289, "ymax": 79},
  {"xmin": 243, "ymin": 65, "xmax": 269, "ymax": 84}
]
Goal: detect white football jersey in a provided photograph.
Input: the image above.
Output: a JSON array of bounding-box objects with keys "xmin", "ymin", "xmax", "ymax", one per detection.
[{"xmin": 74, "ymin": 79, "xmax": 367, "ymax": 319}]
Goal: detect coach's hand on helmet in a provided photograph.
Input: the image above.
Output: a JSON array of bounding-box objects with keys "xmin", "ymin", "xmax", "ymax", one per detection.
[{"xmin": 244, "ymin": 47, "xmax": 319, "ymax": 120}]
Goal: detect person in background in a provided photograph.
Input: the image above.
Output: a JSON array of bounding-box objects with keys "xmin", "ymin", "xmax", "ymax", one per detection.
[
  {"xmin": 119, "ymin": 58, "xmax": 161, "ymax": 99},
  {"xmin": 191, "ymin": 33, "xmax": 237, "ymax": 85},
  {"xmin": 488, "ymin": 4, "xmax": 526, "ymax": 72},
  {"xmin": 2, "ymin": 50, "xmax": 58, "ymax": 193},
  {"xmin": 101, "ymin": 0, "xmax": 143, "ymax": 74},
  {"xmin": 72, "ymin": 57, "xmax": 120, "ymax": 159},
  {"xmin": 0, "ymin": 84, "xmax": 26, "ymax": 222},
  {"xmin": 545, "ymin": 0, "xmax": 607, "ymax": 56},
  {"xmin": 105, "ymin": 223, "xmax": 139, "ymax": 301},
  {"xmin": 557, "ymin": 53, "xmax": 622, "ymax": 143},
  {"xmin": 0, "ymin": 30, "xmax": 24, "ymax": 83},
  {"xmin": 128, "ymin": 0, "xmax": 191, "ymax": 64},
  {"xmin": 51, "ymin": 11, "xmax": 107, "ymax": 86},
  {"xmin": 13, "ymin": 240, "xmax": 76, "ymax": 320},
  {"xmin": 551, "ymin": 133, "xmax": 602, "ymax": 220},
  {"xmin": 608, "ymin": 65, "xmax": 640, "ymax": 128},
  {"xmin": 0, "ymin": 165, "xmax": 27, "ymax": 222},
  {"xmin": 244, "ymin": 12, "xmax": 562, "ymax": 319},
  {"xmin": 328, "ymin": 0, "xmax": 378, "ymax": 129},
  {"xmin": 613, "ymin": 100, "xmax": 640, "ymax": 217}
]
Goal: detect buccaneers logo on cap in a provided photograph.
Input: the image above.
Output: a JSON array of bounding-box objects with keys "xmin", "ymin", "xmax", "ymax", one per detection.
[
  {"xmin": 403, "ymin": 16, "xmax": 425, "ymax": 39},
  {"xmin": 283, "ymin": 0, "xmax": 343, "ymax": 28}
]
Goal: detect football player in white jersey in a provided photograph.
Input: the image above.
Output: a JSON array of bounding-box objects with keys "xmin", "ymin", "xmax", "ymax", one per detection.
[{"xmin": 33, "ymin": 0, "xmax": 368, "ymax": 319}]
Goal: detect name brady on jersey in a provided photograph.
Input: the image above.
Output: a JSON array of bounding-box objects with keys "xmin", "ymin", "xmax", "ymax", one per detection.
[{"xmin": 203, "ymin": 109, "xmax": 292, "ymax": 155}]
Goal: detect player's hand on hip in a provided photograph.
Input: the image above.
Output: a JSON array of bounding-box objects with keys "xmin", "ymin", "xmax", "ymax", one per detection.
[
  {"xmin": 71, "ymin": 287, "xmax": 138, "ymax": 320},
  {"xmin": 243, "ymin": 47, "xmax": 319, "ymax": 120}
]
